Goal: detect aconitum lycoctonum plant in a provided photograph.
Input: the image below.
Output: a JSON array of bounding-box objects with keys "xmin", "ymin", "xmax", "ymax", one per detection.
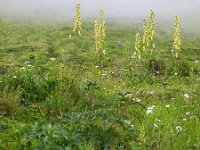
[
  {"xmin": 73, "ymin": 3, "xmax": 82, "ymax": 36},
  {"xmin": 173, "ymin": 16, "xmax": 182, "ymax": 58},
  {"xmin": 95, "ymin": 10, "xmax": 106, "ymax": 53},
  {"xmin": 134, "ymin": 32, "xmax": 142, "ymax": 63},
  {"xmin": 142, "ymin": 10, "xmax": 156, "ymax": 52}
]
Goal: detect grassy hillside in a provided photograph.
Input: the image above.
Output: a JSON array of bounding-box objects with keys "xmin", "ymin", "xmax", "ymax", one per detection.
[{"xmin": 0, "ymin": 22, "xmax": 200, "ymax": 149}]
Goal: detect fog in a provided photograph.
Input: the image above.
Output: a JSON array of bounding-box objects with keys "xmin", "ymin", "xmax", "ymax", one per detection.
[{"xmin": 0, "ymin": 0, "xmax": 200, "ymax": 32}]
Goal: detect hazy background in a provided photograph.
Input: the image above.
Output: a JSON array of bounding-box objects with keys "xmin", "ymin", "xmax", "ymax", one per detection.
[{"xmin": 0, "ymin": 0, "xmax": 200, "ymax": 32}]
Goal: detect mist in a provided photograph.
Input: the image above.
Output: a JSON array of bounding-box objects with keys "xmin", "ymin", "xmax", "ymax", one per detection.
[{"xmin": 0, "ymin": 0, "xmax": 200, "ymax": 32}]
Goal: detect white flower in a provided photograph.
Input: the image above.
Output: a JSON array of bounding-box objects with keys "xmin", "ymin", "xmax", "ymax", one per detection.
[
  {"xmin": 124, "ymin": 120, "xmax": 131, "ymax": 125},
  {"xmin": 183, "ymin": 118, "xmax": 187, "ymax": 122},
  {"xmin": 13, "ymin": 76, "xmax": 17, "ymax": 79},
  {"xmin": 20, "ymin": 67, "xmax": 25, "ymax": 70},
  {"xmin": 147, "ymin": 109, "xmax": 153, "ymax": 114},
  {"xmin": 24, "ymin": 61, "xmax": 30, "ymax": 64},
  {"xmin": 101, "ymin": 74, "xmax": 107, "ymax": 76},
  {"xmin": 155, "ymin": 71, "xmax": 160, "ymax": 75},
  {"xmin": 95, "ymin": 66, "xmax": 100, "ymax": 68},
  {"xmin": 27, "ymin": 65, "xmax": 33, "ymax": 67},
  {"xmin": 136, "ymin": 99, "xmax": 141, "ymax": 103},
  {"xmin": 103, "ymin": 50, "xmax": 106, "ymax": 55},
  {"xmin": 69, "ymin": 34, "xmax": 72, "ymax": 38},
  {"xmin": 175, "ymin": 72, "xmax": 178, "ymax": 76},
  {"xmin": 176, "ymin": 126, "xmax": 183, "ymax": 132},
  {"xmin": 124, "ymin": 120, "xmax": 133, "ymax": 128},
  {"xmin": 50, "ymin": 58, "xmax": 56, "ymax": 61},
  {"xmin": 165, "ymin": 104, "xmax": 170, "ymax": 108},
  {"xmin": 184, "ymin": 93, "xmax": 190, "ymax": 99},
  {"xmin": 146, "ymin": 105, "xmax": 156, "ymax": 114},
  {"xmin": 186, "ymin": 112, "xmax": 191, "ymax": 115}
]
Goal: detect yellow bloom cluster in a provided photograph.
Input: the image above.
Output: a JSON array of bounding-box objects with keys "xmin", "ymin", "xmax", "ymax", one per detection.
[
  {"xmin": 142, "ymin": 10, "xmax": 156, "ymax": 52},
  {"xmin": 73, "ymin": 4, "xmax": 82, "ymax": 36},
  {"xmin": 95, "ymin": 10, "xmax": 106, "ymax": 52},
  {"xmin": 173, "ymin": 16, "xmax": 181, "ymax": 58},
  {"xmin": 134, "ymin": 32, "xmax": 141, "ymax": 62}
]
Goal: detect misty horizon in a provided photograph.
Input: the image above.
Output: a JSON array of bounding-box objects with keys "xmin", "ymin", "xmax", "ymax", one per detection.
[{"xmin": 0, "ymin": 0, "xmax": 200, "ymax": 32}]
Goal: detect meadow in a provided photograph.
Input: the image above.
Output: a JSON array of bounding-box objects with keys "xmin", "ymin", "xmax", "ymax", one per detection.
[{"xmin": 0, "ymin": 8, "xmax": 200, "ymax": 149}]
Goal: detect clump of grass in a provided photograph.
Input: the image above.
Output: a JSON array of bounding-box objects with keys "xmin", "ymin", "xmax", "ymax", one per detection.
[{"xmin": 0, "ymin": 88, "xmax": 21, "ymax": 116}]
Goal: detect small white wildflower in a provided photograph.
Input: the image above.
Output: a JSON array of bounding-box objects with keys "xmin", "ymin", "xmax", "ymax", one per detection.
[
  {"xmin": 136, "ymin": 99, "xmax": 141, "ymax": 103},
  {"xmin": 50, "ymin": 58, "xmax": 56, "ymax": 61},
  {"xmin": 186, "ymin": 112, "xmax": 191, "ymax": 115},
  {"xmin": 95, "ymin": 66, "xmax": 100, "ymax": 68},
  {"xmin": 103, "ymin": 50, "xmax": 106, "ymax": 55},
  {"xmin": 124, "ymin": 120, "xmax": 131, "ymax": 125},
  {"xmin": 183, "ymin": 118, "xmax": 187, "ymax": 122},
  {"xmin": 165, "ymin": 104, "xmax": 170, "ymax": 108},
  {"xmin": 147, "ymin": 109, "xmax": 153, "ymax": 114},
  {"xmin": 124, "ymin": 120, "xmax": 134, "ymax": 128},
  {"xmin": 27, "ymin": 65, "xmax": 33, "ymax": 67},
  {"xmin": 171, "ymin": 98, "xmax": 175, "ymax": 100},
  {"xmin": 13, "ymin": 76, "xmax": 17, "ymax": 79},
  {"xmin": 176, "ymin": 126, "xmax": 183, "ymax": 132},
  {"xmin": 146, "ymin": 105, "xmax": 156, "ymax": 114},
  {"xmin": 24, "ymin": 61, "xmax": 30, "ymax": 64},
  {"xmin": 69, "ymin": 34, "xmax": 72, "ymax": 38},
  {"xmin": 20, "ymin": 67, "xmax": 25, "ymax": 70},
  {"xmin": 155, "ymin": 71, "xmax": 160, "ymax": 75},
  {"xmin": 175, "ymin": 72, "xmax": 178, "ymax": 76},
  {"xmin": 101, "ymin": 74, "xmax": 107, "ymax": 76},
  {"xmin": 184, "ymin": 93, "xmax": 190, "ymax": 99}
]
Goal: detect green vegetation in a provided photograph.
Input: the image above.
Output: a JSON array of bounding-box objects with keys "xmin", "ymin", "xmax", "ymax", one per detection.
[{"xmin": 0, "ymin": 19, "xmax": 199, "ymax": 149}]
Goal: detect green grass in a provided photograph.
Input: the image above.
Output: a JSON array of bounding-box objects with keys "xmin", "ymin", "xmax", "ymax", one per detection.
[{"xmin": 0, "ymin": 22, "xmax": 199, "ymax": 150}]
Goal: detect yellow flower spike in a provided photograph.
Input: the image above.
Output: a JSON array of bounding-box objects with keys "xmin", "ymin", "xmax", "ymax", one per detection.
[
  {"xmin": 94, "ymin": 10, "xmax": 106, "ymax": 53},
  {"xmin": 73, "ymin": 3, "xmax": 82, "ymax": 36},
  {"xmin": 173, "ymin": 16, "xmax": 182, "ymax": 58},
  {"xmin": 95, "ymin": 21, "xmax": 100, "ymax": 51},
  {"xmin": 142, "ymin": 10, "xmax": 156, "ymax": 52},
  {"xmin": 142, "ymin": 19, "xmax": 148, "ymax": 51},
  {"xmin": 134, "ymin": 32, "xmax": 142, "ymax": 62}
]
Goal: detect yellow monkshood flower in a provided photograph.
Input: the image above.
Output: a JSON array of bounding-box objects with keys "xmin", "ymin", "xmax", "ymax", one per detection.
[
  {"xmin": 173, "ymin": 16, "xmax": 182, "ymax": 58},
  {"xmin": 95, "ymin": 10, "xmax": 106, "ymax": 52},
  {"xmin": 73, "ymin": 4, "xmax": 82, "ymax": 36},
  {"xmin": 134, "ymin": 32, "xmax": 141, "ymax": 62},
  {"xmin": 142, "ymin": 10, "xmax": 156, "ymax": 52}
]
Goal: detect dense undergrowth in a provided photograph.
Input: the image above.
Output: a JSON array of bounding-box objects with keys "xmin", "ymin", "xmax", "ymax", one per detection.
[{"xmin": 0, "ymin": 23, "xmax": 200, "ymax": 149}]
